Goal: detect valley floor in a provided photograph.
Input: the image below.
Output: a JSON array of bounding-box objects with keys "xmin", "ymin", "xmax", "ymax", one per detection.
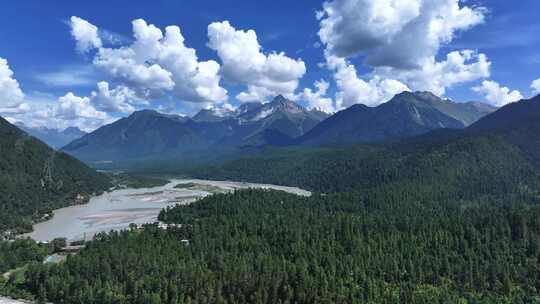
[{"xmin": 22, "ymin": 178, "xmax": 310, "ymax": 243}]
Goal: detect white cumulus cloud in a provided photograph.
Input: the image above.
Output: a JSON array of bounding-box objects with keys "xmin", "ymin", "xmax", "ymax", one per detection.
[
  {"xmin": 0, "ymin": 57, "xmax": 30, "ymax": 113},
  {"xmin": 317, "ymin": 0, "xmax": 489, "ymax": 107},
  {"xmin": 6, "ymin": 93, "xmax": 113, "ymax": 132},
  {"xmin": 375, "ymin": 50, "xmax": 490, "ymax": 96},
  {"xmin": 69, "ymin": 17, "xmax": 228, "ymax": 105},
  {"xmin": 0, "ymin": 56, "xmax": 115, "ymax": 131},
  {"xmin": 49, "ymin": 92, "xmax": 111, "ymax": 131},
  {"xmin": 473, "ymin": 80, "xmax": 523, "ymax": 107},
  {"xmin": 531, "ymin": 78, "xmax": 540, "ymax": 95},
  {"xmin": 207, "ymin": 21, "xmax": 306, "ymax": 102},
  {"xmin": 319, "ymin": 0, "xmax": 485, "ymax": 68},
  {"xmin": 70, "ymin": 16, "xmax": 102, "ymax": 53},
  {"xmin": 302, "ymin": 80, "xmax": 335, "ymax": 113},
  {"xmin": 93, "ymin": 47, "xmax": 174, "ymax": 91},
  {"xmin": 55, "ymin": 92, "xmax": 108, "ymax": 121},
  {"xmin": 326, "ymin": 53, "xmax": 410, "ymax": 108},
  {"xmin": 91, "ymin": 81, "xmax": 142, "ymax": 113},
  {"xmin": 0, "ymin": 57, "xmax": 25, "ymax": 107}
]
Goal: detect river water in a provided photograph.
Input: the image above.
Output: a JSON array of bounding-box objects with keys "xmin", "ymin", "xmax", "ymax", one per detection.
[
  {"xmin": 0, "ymin": 297, "xmax": 33, "ymax": 304},
  {"xmin": 24, "ymin": 179, "xmax": 310, "ymax": 242}
]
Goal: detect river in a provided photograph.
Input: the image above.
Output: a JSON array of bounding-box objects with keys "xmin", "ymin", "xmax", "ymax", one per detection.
[
  {"xmin": 23, "ymin": 179, "xmax": 310, "ymax": 242},
  {"xmin": 0, "ymin": 297, "xmax": 33, "ymax": 304}
]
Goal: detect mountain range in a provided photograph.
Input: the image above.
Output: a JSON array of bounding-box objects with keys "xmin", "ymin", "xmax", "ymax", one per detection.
[
  {"xmin": 15, "ymin": 123, "xmax": 87, "ymax": 149},
  {"xmin": 61, "ymin": 92, "xmax": 496, "ymax": 165},
  {"xmin": 299, "ymin": 91, "xmax": 496, "ymax": 145},
  {"xmin": 62, "ymin": 95, "xmax": 329, "ymax": 163}
]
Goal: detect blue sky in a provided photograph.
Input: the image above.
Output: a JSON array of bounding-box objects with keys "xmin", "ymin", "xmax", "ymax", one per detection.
[
  {"xmin": 0, "ymin": 0, "xmax": 539, "ymax": 130},
  {"xmin": 0, "ymin": 1, "xmax": 322, "ymax": 95},
  {"xmin": 442, "ymin": 1, "xmax": 540, "ymax": 98}
]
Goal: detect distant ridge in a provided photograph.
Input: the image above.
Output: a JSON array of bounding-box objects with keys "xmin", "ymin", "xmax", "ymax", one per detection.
[
  {"xmin": 299, "ymin": 91, "xmax": 496, "ymax": 145},
  {"xmin": 16, "ymin": 123, "xmax": 86, "ymax": 149},
  {"xmin": 62, "ymin": 95, "xmax": 328, "ymax": 163},
  {"xmin": 61, "ymin": 92, "xmax": 497, "ymax": 164}
]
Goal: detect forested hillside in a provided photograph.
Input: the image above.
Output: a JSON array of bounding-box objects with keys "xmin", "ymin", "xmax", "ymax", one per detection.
[
  {"xmin": 469, "ymin": 94, "xmax": 540, "ymax": 164},
  {"xmin": 18, "ymin": 188, "xmax": 540, "ymax": 303},
  {"xmin": 0, "ymin": 117, "xmax": 111, "ymax": 234},
  {"xmin": 195, "ymin": 132, "xmax": 536, "ymax": 195}
]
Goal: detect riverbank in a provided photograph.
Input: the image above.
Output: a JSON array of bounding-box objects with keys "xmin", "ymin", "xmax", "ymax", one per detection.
[
  {"xmin": 23, "ymin": 179, "xmax": 310, "ymax": 242},
  {"xmin": 0, "ymin": 296, "xmax": 34, "ymax": 303}
]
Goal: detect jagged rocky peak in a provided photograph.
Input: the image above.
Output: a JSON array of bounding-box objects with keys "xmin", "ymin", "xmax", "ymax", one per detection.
[
  {"xmin": 236, "ymin": 102, "xmax": 263, "ymax": 115},
  {"xmin": 389, "ymin": 91, "xmax": 444, "ymax": 105},
  {"xmin": 270, "ymin": 94, "xmax": 298, "ymax": 106},
  {"xmin": 266, "ymin": 95, "xmax": 304, "ymax": 113}
]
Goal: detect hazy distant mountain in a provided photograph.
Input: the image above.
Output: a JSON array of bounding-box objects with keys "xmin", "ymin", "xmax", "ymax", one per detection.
[
  {"xmin": 63, "ymin": 96, "xmax": 329, "ymax": 163},
  {"xmin": 0, "ymin": 116, "xmax": 110, "ymax": 233},
  {"xmin": 300, "ymin": 91, "xmax": 495, "ymax": 145},
  {"xmin": 16, "ymin": 123, "xmax": 86, "ymax": 149}
]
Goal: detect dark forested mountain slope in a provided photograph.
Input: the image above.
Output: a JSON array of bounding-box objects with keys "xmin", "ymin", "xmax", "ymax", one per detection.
[
  {"xmin": 300, "ymin": 91, "xmax": 495, "ymax": 146},
  {"xmin": 466, "ymin": 94, "xmax": 540, "ymax": 166},
  {"xmin": 469, "ymin": 94, "xmax": 540, "ymax": 132},
  {"xmin": 19, "ymin": 182, "xmax": 540, "ymax": 303},
  {"xmin": 197, "ymin": 133, "xmax": 536, "ymax": 195},
  {"xmin": 62, "ymin": 109, "xmax": 205, "ymax": 162},
  {"xmin": 0, "ymin": 117, "xmax": 110, "ymax": 234}
]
